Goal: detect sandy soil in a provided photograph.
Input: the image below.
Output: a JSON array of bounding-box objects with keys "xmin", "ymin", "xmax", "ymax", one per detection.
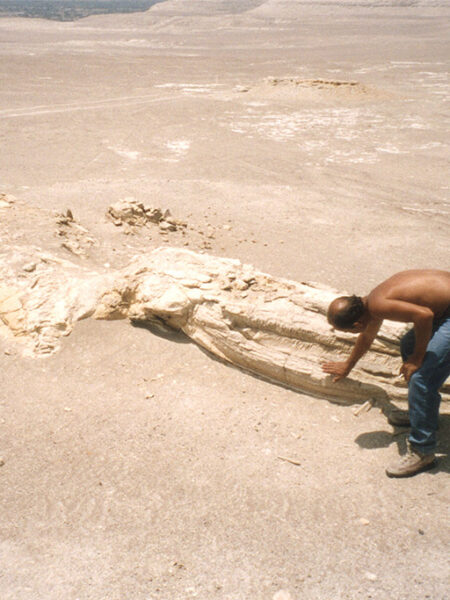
[{"xmin": 0, "ymin": 1, "xmax": 449, "ymax": 599}]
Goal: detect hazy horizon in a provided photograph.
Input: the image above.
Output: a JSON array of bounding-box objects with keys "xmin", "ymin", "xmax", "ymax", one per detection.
[
  {"xmin": 1, "ymin": 0, "xmax": 449, "ymax": 22},
  {"xmin": 0, "ymin": 0, "xmax": 166, "ymax": 21}
]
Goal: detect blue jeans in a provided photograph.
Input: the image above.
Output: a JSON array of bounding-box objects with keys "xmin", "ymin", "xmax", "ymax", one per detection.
[{"xmin": 400, "ymin": 315, "xmax": 450, "ymax": 454}]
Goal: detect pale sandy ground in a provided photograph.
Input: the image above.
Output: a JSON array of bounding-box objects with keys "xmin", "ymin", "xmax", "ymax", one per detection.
[{"xmin": 0, "ymin": 1, "xmax": 449, "ymax": 599}]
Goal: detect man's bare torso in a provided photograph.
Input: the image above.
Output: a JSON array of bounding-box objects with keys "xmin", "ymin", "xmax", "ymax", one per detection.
[{"xmin": 367, "ymin": 269, "xmax": 450, "ymax": 320}]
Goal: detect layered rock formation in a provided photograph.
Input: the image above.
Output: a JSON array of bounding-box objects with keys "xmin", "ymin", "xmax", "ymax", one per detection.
[{"xmin": 1, "ymin": 245, "xmax": 448, "ymax": 406}]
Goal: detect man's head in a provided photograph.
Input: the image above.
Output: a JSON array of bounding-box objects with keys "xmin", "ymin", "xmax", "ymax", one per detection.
[{"xmin": 327, "ymin": 295, "xmax": 367, "ymax": 332}]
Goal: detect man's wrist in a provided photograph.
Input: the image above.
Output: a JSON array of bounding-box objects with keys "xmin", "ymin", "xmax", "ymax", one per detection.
[
  {"xmin": 344, "ymin": 360, "xmax": 353, "ymax": 374},
  {"xmin": 408, "ymin": 354, "xmax": 424, "ymax": 367}
]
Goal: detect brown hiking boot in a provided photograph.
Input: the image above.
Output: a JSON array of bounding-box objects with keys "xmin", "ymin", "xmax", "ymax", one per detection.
[
  {"xmin": 386, "ymin": 443, "xmax": 436, "ymax": 478},
  {"xmin": 387, "ymin": 409, "xmax": 410, "ymax": 427}
]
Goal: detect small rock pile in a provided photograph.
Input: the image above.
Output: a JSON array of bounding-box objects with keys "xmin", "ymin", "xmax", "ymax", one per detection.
[{"xmin": 107, "ymin": 198, "xmax": 186, "ymax": 234}]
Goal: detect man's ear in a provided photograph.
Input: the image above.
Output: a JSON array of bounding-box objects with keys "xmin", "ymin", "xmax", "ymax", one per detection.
[{"xmin": 352, "ymin": 320, "xmax": 365, "ymax": 331}]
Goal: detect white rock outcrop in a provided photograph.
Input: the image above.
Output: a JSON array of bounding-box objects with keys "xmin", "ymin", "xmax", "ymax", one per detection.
[{"xmin": 1, "ymin": 246, "xmax": 447, "ymax": 406}]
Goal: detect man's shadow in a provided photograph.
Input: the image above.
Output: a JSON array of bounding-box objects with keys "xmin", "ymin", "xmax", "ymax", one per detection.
[{"xmin": 355, "ymin": 413, "xmax": 450, "ymax": 474}]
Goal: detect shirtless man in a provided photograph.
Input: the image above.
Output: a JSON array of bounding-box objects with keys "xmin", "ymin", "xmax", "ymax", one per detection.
[{"xmin": 322, "ymin": 269, "xmax": 450, "ymax": 478}]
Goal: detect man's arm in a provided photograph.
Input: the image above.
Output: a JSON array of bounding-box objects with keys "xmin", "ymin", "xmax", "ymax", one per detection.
[
  {"xmin": 321, "ymin": 319, "xmax": 382, "ymax": 382},
  {"xmin": 370, "ymin": 298, "xmax": 434, "ymax": 380}
]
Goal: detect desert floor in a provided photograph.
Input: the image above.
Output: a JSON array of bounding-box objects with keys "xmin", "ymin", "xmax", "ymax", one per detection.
[{"xmin": 0, "ymin": 2, "xmax": 449, "ymax": 599}]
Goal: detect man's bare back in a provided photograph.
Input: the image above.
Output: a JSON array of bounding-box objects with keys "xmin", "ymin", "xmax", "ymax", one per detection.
[
  {"xmin": 322, "ymin": 269, "xmax": 450, "ymax": 383},
  {"xmin": 368, "ymin": 269, "xmax": 450, "ymax": 320}
]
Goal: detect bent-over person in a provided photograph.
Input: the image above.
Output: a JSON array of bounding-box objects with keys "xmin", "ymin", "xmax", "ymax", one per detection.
[{"xmin": 322, "ymin": 269, "xmax": 450, "ymax": 478}]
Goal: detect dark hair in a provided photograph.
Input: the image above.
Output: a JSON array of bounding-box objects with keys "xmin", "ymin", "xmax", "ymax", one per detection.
[{"xmin": 331, "ymin": 295, "xmax": 365, "ymax": 329}]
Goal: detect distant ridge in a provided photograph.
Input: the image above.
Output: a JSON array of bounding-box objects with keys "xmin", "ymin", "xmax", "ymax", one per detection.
[
  {"xmin": 148, "ymin": 0, "xmax": 266, "ymax": 16},
  {"xmin": 0, "ymin": 0, "xmax": 167, "ymax": 22},
  {"xmin": 245, "ymin": 0, "xmax": 450, "ymax": 11},
  {"xmin": 3, "ymin": 0, "xmax": 447, "ymax": 21},
  {"xmin": 150, "ymin": 0, "xmax": 450, "ymax": 15}
]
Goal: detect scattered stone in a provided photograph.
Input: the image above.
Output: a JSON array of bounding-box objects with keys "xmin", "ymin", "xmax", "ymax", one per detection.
[
  {"xmin": 0, "ymin": 459, "xmax": 4, "ymax": 467},
  {"xmin": 364, "ymin": 572, "xmax": 378, "ymax": 582},
  {"xmin": 359, "ymin": 518, "xmax": 370, "ymax": 525},
  {"xmin": 56, "ymin": 209, "xmax": 74, "ymax": 225},
  {"xmin": 159, "ymin": 221, "xmax": 177, "ymax": 232},
  {"xmin": 353, "ymin": 399, "xmax": 375, "ymax": 417},
  {"xmin": 0, "ymin": 287, "xmax": 26, "ymax": 335},
  {"xmin": 163, "ymin": 211, "xmax": 177, "ymax": 225},
  {"xmin": 146, "ymin": 207, "xmax": 164, "ymax": 223},
  {"xmin": 235, "ymin": 280, "xmax": 249, "ymax": 291},
  {"xmin": 55, "ymin": 209, "xmax": 96, "ymax": 257},
  {"xmin": 0, "ymin": 193, "xmax": 16, "ymax": 209},
  {"xmin": 273, "ymin": 591, "xmax": 293, "ymax": 600},
  {"xmin": 23, "ymin": 262, "xmax": 37, "ymax": 273},
  {"xmin": 277, "ymin": 456, "xmax": 301, "ymax": 467}
]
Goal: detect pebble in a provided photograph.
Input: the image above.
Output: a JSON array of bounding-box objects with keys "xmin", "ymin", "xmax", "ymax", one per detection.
[
  {"xmin": 0, "ymin": 459, "xmax": 5, "ymax": 467},
  {"xmin": 273, "ymin": 591, "xmax": 293, "ymax": 600},
  {"xmin": 23, "ymin": 262, "xmax": 37, "ymax": 273},
  {"xmin": 0, "ymin": 193, "xmax": 16, "ymax": 208},
  {"xmin": 359, "ymin": 518, "xmax": 370, "ymax": 525},
  {"xmin": 364, "ymin": 572, "xmax": 377, "ymax": 581},
  {"xmin": 159, "ymin": 220, "xmax": 177, "ymax": 232}
]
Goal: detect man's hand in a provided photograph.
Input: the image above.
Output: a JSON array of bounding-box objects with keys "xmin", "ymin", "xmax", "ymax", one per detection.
[
  {"xmin": 400, "ymin": 360, "xmax": 421, "ymax": 382},
  {"xmin": 321, "ymin": 361, "xmax": 351, "ymax": 383}
]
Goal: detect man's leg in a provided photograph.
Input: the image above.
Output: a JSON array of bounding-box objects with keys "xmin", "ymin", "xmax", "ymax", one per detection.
[
  {"xmin": 408, "ymin": 317, "xmax": 450, "ymax": 453},
  {"xmin": 386, "ymin": 317, "xmax": 450, "ymax": 477}
]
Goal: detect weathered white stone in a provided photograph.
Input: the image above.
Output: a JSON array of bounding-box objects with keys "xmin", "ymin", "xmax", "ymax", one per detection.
[{"xmin": 0, "ymin": 246, "xmax": 448, "ymax": 406}]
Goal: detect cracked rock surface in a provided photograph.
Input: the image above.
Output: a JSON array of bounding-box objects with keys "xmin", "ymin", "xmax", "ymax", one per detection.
[{"xmin": 2, "ymin": 244, "xmax": 446, "ymax": 406}]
